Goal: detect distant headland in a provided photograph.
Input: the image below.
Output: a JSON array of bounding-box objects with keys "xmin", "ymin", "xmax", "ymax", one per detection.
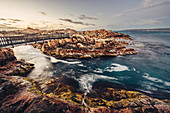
[{"xmin": 122, "ymin": 28, "xmax": 170, "ymax": 32}]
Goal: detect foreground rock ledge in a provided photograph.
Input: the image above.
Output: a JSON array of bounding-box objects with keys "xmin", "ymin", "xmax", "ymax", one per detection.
[
  {"xmin": 0, "ymin": 74, "xmax": 170, "ymax": 113},
  {"xmin": 32, "ymin": 29, "xmax": 138, "ymax": 59}
]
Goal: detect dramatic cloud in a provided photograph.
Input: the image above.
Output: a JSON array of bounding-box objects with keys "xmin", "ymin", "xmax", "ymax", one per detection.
[
  {"xmin": 39, "ymin": 11, "xmax": 47, "ymax": 15},
  {"xmin": 59, "ymin": 18, "xmax": 95, "ymax": 26},
  {"xmin": 79, "ymin": 14, "xmax": 97, "ymax": 20}
]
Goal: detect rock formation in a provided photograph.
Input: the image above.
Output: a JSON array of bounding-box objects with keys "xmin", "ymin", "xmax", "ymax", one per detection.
[
  {"xmin": 0, "ymin": 47, "xmax": 170, "ymax": 113},
  {"xmin": 0, "ymin": 74, "xmax": 170, "ymax": 113},
  {"xmin": 0, "ymin": 48, "xmax": 34, "ymax": 76},
  {"xmin": 32, "ymin": 29, "xmax": 138, "ymax": 59}
]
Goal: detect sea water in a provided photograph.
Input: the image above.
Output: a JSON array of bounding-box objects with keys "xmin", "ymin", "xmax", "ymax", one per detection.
[
  {"xmin": 52, "ymin": 31, "xmax": 170, "ymax": 99},
  {"xmin": 13, "ymin": 31, "xmax": 170, "ymax": 99}
]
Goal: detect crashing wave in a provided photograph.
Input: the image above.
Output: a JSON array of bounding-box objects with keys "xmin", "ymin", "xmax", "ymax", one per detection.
[{"xmin": 13, "ymin": 45, "xmax": 54, "ymax": 80}]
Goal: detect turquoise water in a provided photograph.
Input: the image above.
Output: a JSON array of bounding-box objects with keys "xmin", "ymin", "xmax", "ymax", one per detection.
[{"xmin": 52, "ymin": 31, "xmax": 170, "ymax": 99}]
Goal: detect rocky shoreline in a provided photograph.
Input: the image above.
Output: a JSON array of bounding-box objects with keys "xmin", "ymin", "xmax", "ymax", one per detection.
[
  {"xmin": 0, "ymin": 30, "xmax": 170, "ymax": 113},
  {"xmin": 32, "ymin": 29, "xmax": 138, "ymax": 59}
]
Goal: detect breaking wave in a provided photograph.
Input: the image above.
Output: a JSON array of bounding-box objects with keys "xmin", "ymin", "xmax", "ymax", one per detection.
[
  {"xmin": 76, "ymin": 74, "xmax": 117, "ymax": 93},
  {"xmin": 13, "ymin": 45, "xmax": 54, "ymax": 80},
  {"xmin": 104, "ymin": 63, "xmax": 129, "ymax": 72}
]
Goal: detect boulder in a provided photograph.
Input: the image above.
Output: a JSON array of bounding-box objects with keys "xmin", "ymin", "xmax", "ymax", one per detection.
[{"xmin": 0, "ymin": 48, "xmax": 16, "ymax": 66}]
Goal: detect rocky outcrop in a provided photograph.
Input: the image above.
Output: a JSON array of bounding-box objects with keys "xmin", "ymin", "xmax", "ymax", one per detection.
[
  {"xmin": 1, "ymin": 44, "xmax": 169, "ymax": 113},
  {"xmin": 43, "ymin": 77, "xmax": 170, "ymax": 113},
  {"xmin": 0, "ymin": 48, "xmax": 34, "ymax": 77},
  {"xmin": 0, "ymin": 74, "xmax": 83, "ymax": 113},
  {"xmin": 1, "ymin": 74, "xmax": 169, "ymax": 113},
  {"xmin": 32, "ymin": 29, "xmax": 138, "ymax": 59},
  {"xmin": 0, "ymin": 48, "xmax": 16, "ymax": 66}
]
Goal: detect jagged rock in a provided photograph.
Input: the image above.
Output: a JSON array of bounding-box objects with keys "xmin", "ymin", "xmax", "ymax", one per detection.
[
  {"xmin": 0, "ymin": 48, "xmax": 16, "ymax": 66},
  {"xmin": 0, "ymin": 48, "xmax": 34, "ymax": 77},
  {"xmin": 0, "ymin": 74, "xmax": 83, "ymax": 113},
  {"xmin": 0, "ymin": 71, "xmax": 169, "ymax": 113},
  {"xmin": 77, "ymin": 43, "xmax": 86, "ymax": 50},
  {"xmin": 32, "ymin": 29, "xmax": 138, "ymax": 59}
]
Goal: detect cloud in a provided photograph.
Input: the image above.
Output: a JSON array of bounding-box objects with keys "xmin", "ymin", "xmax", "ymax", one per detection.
[
  {"xmin": 69, "ymin": 13, "xmax": 74, "ymax": 17},
  {"xmin": 9, "ymin": 18, "xmax": 23, "ymax": 22},
  {"xmin": 0, "ymin": 18, "xmax": 6, "ymax": 21},
  {"xmin": 143, "ymin": 0, "xmax": 153, "ymax": 7},
  {"xmin": 97, "ymin": 12, "xmax": 102, "ymax": 16},
  {"xmin": 131, "ymin": 19, "xmax": 162, "ymax": 25},
  {"xmin": 59, "ymin": 18, "xmax": 95, "ymax": 26},
  {"xmin": 128, "ymin": 0, "xmax": 170, "ymax": 12},
  {"xmin": 39, "ymin": 11, "xmax": 47, "ymax": 15},
  {"xmin": 0, "ymin": 18, "xmax": 23, "ymax": 22},
  {"xmin": 113, "ymin": 13, "xmax": 125, "ymax": 18},
  {"xmin": 143, "ymin": 0, "xmax": 170, "ymax": 7},
  {"xmin": 113, "ymin": 0, "xmax": 170, "ymax": 18},
  {"xmin": 79, "ymin": 14, "xmax": 97, "ymax": 20},
  {"xmin": 0, "ymin": 23, "xmax": 20, "ymax": 30},
  {"xmin": 142, "ymin": 0, "xmax": 170, "ymax": 9},
  {"xmin": 40, "ymin": 21, "xmax": 50, "ymax": 24}
]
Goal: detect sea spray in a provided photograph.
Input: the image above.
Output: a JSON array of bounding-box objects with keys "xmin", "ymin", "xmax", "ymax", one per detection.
[
  {"xmin": 76, "ymin": 73, "xmax": 117, "ymax": 93},
  {"xmin": 13, "ymin": 45, "xmax": 54, "ymax": 80},
  {"xmin": 76, "ymin": 74, "xmax": 117, "ymax": 109}
]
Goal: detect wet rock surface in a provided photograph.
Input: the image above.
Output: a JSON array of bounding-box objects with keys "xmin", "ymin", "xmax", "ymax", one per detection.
[
  {"xmin": 1, "ymin": 74, "xmax": 169, "ymax": 113},
  {"xmin": 0, "ymin": 74, "xmax": 83, "ymax": 113},
  {"xmin": 0, "ymin": 45, "xmax": 170, "ymax": 113},
  {"xmin": 32, "ymin": 29, "xmax": 138, "ymax": 59}
]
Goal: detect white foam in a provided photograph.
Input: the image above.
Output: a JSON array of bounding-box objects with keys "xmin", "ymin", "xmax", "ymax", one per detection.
[
  {"xmin": 132, "ymin": 68, "xmax": 136, "ymax": 71},
  {"xmin": 104, "ymin": 63, "xmax": 129, "ymax": 72},
  {"xmin": 142, "ymin": 73, "xmax": 163, "ymax": 83},
  {"xmin": 136, "ymin": 88, "xmax": 152, "ymax": 94},
  {"xmin": 13, "ymin": 45, "xmax": 53, "ymax": 80},
  {"xmin": 146, "ymin": 85, "xmax": 158, "ymax": 91},
  {"xmin": 76, "ymin": 74, "xmax": 117, "ymax": 93},
  {"xmin": 78, "ymin": 64, "xmax": 86, "ymax": 67},
  {"xmin": 93, "ymin": 68, "xmax": 103, "ymax": 73},
  {"xmin": 164, "ymin": 81, "xmax": 170, "ymax": 86},
  {"xmin": 0, "ymin": 86, "xmax": 3, "ymax": 93},
  {"xmin": 50, "ymin": 57, "xmax": 81, "ymax": 64}
]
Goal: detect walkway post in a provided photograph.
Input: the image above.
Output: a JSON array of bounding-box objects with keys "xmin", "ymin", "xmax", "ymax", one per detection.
[{"xmin": 24, "ymin": 36, "xmax": 27, "ymax": 45}]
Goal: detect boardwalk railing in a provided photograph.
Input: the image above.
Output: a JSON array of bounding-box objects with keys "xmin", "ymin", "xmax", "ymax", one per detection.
[{"xmin": 0, "ymin": 33, "xmax": 70, "ymax": 48}]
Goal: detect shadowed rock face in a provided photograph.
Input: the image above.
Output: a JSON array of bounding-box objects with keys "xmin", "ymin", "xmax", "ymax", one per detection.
[
  {"xmin": 0, "ymin": 48, "xmax": 16, "ymax": 66},
  {"xmin": 32, "ymin": 29, "xmax": 138, "ymax": 59},
  {"xmin": 0, "ymin": 48, "xmax": 34, "ymax": 77}
]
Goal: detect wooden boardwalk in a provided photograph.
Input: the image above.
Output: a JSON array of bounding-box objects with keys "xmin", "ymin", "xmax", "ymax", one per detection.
[{"xmin": 0, "ymin": 33, "xmax": 69, "ymax": 48}]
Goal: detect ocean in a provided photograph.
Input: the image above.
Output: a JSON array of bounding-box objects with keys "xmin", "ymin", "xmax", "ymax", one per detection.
[{"xmin": 13, "ymin": 31, "xmax": 170, "ymax": 100}]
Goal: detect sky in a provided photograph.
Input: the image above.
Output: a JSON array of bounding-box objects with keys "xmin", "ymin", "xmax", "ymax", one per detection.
[{"xmin": 0, "ymin": 0, "xmax": 170, "ymax": 31}]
